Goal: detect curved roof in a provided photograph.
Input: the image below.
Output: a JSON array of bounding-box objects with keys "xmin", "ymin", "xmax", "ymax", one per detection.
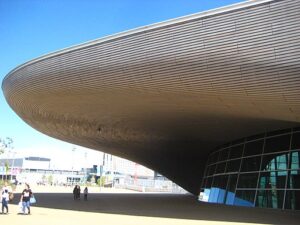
[{"xmin": 2, "ymin": 0, "xmax": 300, "ymax": 194}]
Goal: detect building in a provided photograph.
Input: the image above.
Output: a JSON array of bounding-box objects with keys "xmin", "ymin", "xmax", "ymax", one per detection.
[
  {"xmin": 2, "ymin": 0, "xmax": 300, "ymax": 210},
  {"xmin": 0, "ymin": 157, "xmax": 84, "ymax": 185}
]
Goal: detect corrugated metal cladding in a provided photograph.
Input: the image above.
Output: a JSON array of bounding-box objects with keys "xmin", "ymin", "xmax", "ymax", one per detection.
[{"xmin": 2, "ymin": 0, "xmax": 300, "ymax": 195}]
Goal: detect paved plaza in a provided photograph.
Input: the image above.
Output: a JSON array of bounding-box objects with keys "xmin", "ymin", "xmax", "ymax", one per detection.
[{"xmin": 1, "ymin": 190, "xmax": 300, "ymax": 225}]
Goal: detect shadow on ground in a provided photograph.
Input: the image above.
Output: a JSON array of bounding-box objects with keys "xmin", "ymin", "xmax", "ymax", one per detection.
[{"xmin": 12, "ymin": 193, "xmax": 300, "ymax": 224}]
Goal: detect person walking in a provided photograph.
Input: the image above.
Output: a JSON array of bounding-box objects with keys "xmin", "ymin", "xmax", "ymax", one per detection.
[
  {"xmin": 1, "ymin": 189, "xmax": 9, "ymax": 214},
  {"xmin": 83, "ymin": 187, "xmax": 88, "ymax": 201},
  {"xmin": 20, "ymin": 183, "xmax": 33, "ymax": 214},
  {"xmin": 77, "ymin": 185, "xmax": 81, "ymax": 200},
  {"xmin": 73, "ymin": 185, "xmax": 77, "ymax": 200}
]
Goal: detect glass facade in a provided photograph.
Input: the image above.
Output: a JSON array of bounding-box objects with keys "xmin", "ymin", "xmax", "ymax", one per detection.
[{"xmin": 199, "ymin": 127, "xmax": 300, "ymax": 210}]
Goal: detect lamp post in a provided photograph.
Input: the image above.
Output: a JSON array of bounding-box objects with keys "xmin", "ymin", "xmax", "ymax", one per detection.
[{"xmin": 71, "ymin": 146, "xmax": 76, "ymax": 184}]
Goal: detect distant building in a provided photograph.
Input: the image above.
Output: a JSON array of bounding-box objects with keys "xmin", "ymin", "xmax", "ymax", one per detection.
[{"xmin": 0, "ymin": 157, "xmax": 84, "ymax": 185}]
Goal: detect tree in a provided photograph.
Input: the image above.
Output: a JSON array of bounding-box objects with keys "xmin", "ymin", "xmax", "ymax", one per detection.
[
  {"xmin": 48, "ymin": 175, "xmax": 53, "ymax": 185},
  {"xmin": 0, "ymin": 138, "xmax": 14, "ymax": 181}
]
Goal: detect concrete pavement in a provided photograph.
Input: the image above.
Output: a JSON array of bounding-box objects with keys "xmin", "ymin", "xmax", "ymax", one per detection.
[{"xmin": 2, "ymin": 192, "xmax": 299, "ymax": 225}]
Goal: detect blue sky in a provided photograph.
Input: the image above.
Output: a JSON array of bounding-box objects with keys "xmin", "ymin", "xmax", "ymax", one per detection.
[{"xmin": 0, "ymin": 0, "xmax": 244, "ymax": 164}]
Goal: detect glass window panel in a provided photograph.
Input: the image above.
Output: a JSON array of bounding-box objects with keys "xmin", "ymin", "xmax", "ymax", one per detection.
[
  {"xmin": 287, "ymin": 170, "xmax": 300, "ymax": 189},
  {"xmin": 262, "ymin": 153, "xmax": 289, "ymax": 171},
  {"xmin": 241, "ymin": 156, "xmax": 261, "ymax": 172},
  {"xmin": 208, "ymin": 164, "xmax": 216, "ymax": 176},
  {"xmin": 218, "ymin": 148, "xmax": 229, "ymax": 161},
  {"xmin": 285, "ymin": 190, "xmax": 300, "ymax": 210},
  {"xmin": 290, "ymin": 151, "xmax": 300, "ymax": 170},
  {"xmin": 256, "ymin": 190, "xmax": 284, "ymax": 209},
  {"xmin": 264, "ymin": 134, "xmax": 291, "ymax": 153},
  {"xmin": 266, "ymin": 128, "xmax": 291, "ymax": 137},
  {"xmin": 227, "ymin": 174, "xmax": 238, "ymax": 193},
  {"xmin": 291, "ymin": 132, "xmax": 300, "ymax": 150},
  {"xmin": 234, "ymin": 190, "xmax": 256, "ymax": 207},
  {"xmin": 204, "ymin": 177, "xmax": 213, "ymax": 188},
  {"xmin": 212, "ymin": 175, "xmax": 228, "ymax": 189},
  {"xmin": 237, "ymin": 173, "xmax": 259, "ymax": 188},
  {"xmin": 226, "ymin": 159, "xmax": 241, "ymax": 173},
  {"xmin": 209, "ymin": 152, "xmax": 220, "ymax": 164},
  {"xmin": 216, "ymin": 162, "xmax": 226, "ymax": 174},
  {"xmin": 225, "ymin": 174, "xmax": 238, "ymax": 205},
  {"xmin": 244, "ymin": 140, "xmax": 264, "ymax": 157},
  {"xmin": 229, "ymin": 145, "xmax": 243, "ymax": 159},
  {"xmin": 259, "ymin": 171, "xmax": 287, "ymax": 189}
]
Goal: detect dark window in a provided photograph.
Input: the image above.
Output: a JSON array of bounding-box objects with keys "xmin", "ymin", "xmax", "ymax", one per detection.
[
  {"xmin": 241, "ymin": 156, "xmax": 261, "ymax": 172},
  {"xmin": 237, "ymin": 173, "xmax": 259, "ymax": 188},
  {"xmin": 287, "ymin": 170, "xmax": 300, "ymax": 189},
  {"xmin": 216, "ymin": 162, "xmax": 226, "ymax": 174},
  {"xmin": 218, "ymin": 148, "xmax": 229, "ymax": 161},
  {"xmin": 234, "ymin": 190, "xmax": 256, "ymax": 207},
  {"xmin": 244, "ymin": 140, "xmax": 264, "ymax": 157},
  {"xmin": 256, "ymin": 190, "xmax": 284, "ymax": 209},
  {"xmin": 204, "ymin": 177, "xmax": 213, "ymax": 188},
  {"xmin": 209, "ymin": 152, "xmax": 219, "ymax": 164},
  {"xmin": 208, "ymin": 164, "xmax": 216, "ymax": 176},
  {"xmin": 262, "ymin": 153, "xmax": 289, "ymax": 171},
  {"xmin": 212, "ymin": 175, "xmax": 228, "ymax": 189},
  {"xmin": 264, "ymin": 135, "xmax": 291, "ymax": 153},
  {"xmin": 229, "ymin": 145, "xmax": 243, "ymax": 159},
  {"xmin": 226, "ymin": 159, "xmax": 241, "ymax": 173},
  {"xmin": 291, "ymin": 132, "xmax": 300, "ymax": 150},
  {"xmin": 259, "ymin": 171, "xmax": 287, "ymax": 189},
  {"xmin": 285, "ymin": 190, "xmax": 300, "ymax": 210},
  {"xmin": 266, "ymin": 128, "xmax": 291, "ymax": 137},
  {"xmin": 247, "ymin": 133, "xmax": 265, "ymax": 141}
]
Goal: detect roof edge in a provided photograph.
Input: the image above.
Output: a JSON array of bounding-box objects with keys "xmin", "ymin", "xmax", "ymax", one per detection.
[{"xmin": 2, "ymin": 0, "xmax": 274, "ymax": 86}]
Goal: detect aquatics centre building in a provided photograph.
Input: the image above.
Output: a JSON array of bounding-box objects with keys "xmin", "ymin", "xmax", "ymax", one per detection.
[{"xmin": 2, "ymin": 0, "xmax": 300, "ymax": 210}]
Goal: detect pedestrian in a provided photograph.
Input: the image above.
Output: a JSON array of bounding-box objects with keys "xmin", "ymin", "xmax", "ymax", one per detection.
[
  {"xmin": 84, "ymin": 187, "xmax": 88, "ymax": 201},
  {"xmin": 1, "ymin": 181, "xmax": 13, "ymax": 202},
  {"xmin": 20, "ymin": 183, "xmax": 33, "ymax": 214},
  {"xmin": 77, "ymin": 185, "xmax": 81, "ymax": 200},
  {"xmin": 73, "ymin": 185, "xmax": 77, "ymax": 200},
  {"xmin": 1, "ymin": 189, "xmax": 9, "ymax": 214}
]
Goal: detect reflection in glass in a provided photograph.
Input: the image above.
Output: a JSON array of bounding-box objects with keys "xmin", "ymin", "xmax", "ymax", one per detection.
[
  {"xmin": 211, "ymin": 175, "xmax": 228, "ymax": 204},
  {"xmin": 262, "ymin": 153, "xmax": 289, "ymax": 171},
  {"xmin": 225, "ymin": 174, "xmax": 238, "ymax": 205},
  {"xmin": 256, "ymin": 190, "xmax": 284, "ymax": 209},
  {"xmin": 259, "ymin": 171, "xmax": 287, "ymax": 189},
  {"xmin": 234, "ymin": 190, "xmax": 256, "ymax": 207},
  {"xmin": 200, "ymin": 130, "xmax": 300, "ymax": 210},
  {"xmin": 290, "ymin": 151, "xmax": 300, "ymax": 170}
]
